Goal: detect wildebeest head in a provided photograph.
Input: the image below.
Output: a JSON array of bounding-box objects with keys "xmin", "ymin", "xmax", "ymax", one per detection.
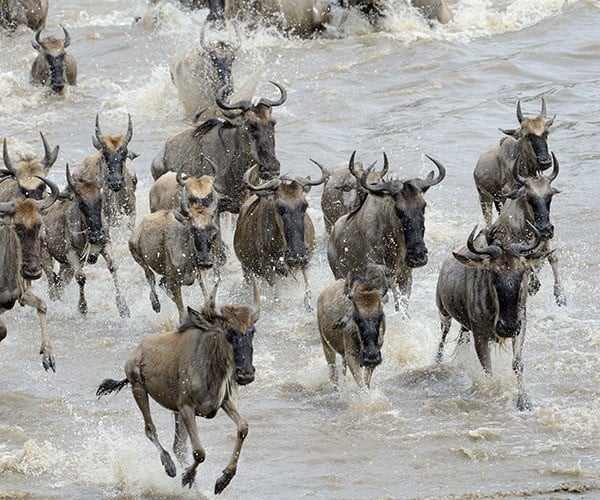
[
  {"xmin": 244, "ymin": 160, "xmax": 327, "ymax": 271},
  {"xmin": 200, "ymin": 21, "xmax": 239, "ymax": 100},
  {"xmin": 216, "ymin": 81, "xmax": 286, "ymax": 180},
  {"xmin": 0, "ymin": 175, "xmax": 59, "ymax": 280},
  {"xmin": 1, "ymin": 133, "xmax": 59, "ymax": 199},
  {"xmin": 92, "ymin": 114, "xmax": 136, "ymax": 191},
  {"xmin": 31, "ymin": 26, "xmax": 72, "ymax": 94},
  {"xmin": 352, "ymin": 152, "xmax": 446, "ymax": 268},
  {"xmin": 500, "ymin": 98, "xmax": 555, "ymax": 171},
  {"xmin": 453, "ymin": 226, "xmax": 552, "ymax": 339},
  {"xmin": 176, "ymin": 168, "xmax": 219, "ymax": 210}
]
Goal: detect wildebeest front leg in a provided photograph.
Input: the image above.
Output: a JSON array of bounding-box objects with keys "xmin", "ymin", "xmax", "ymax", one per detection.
[
  {"xmin": 178, "ymin": 404, "xmax": 206, "ymax": 488},
  {"xmin": 473, "ymin": 333, "xmax": 492, "ymax": 376},
  {"xmin": 477, "ymin": 189, "xmax": 495, "ymax": 227},
  {"xmin": 512, "ymin": 314, "xmax": 531, "ymax": 411},
  {"xmin": 100, "ymin": 245, "xmax": 130, "ymax": 318},
  {"xmin": 395, "ymin": 269, "xmax": 412, "ymax": 314},
  {"xmin": 215, "ymin": 397, "xmax": 249, "ymax": 495},
  {"xmin": 0, "ymin": 317, "xmax": 6, "ymax": 343},
  {"xmin": 302, "ymin": 269, "xmax": 313, "ymax": 312},
  {"xmin": 319, "ymin": 334, "xmax": 338, "ymax": 386},
  {"xmin": 173, "ymin": 412, "xmax": 188, "ymax": 464},
  {"xmin": 435, "ymin": 310, "xmax": 452, "ymax": 363},
  {"xmin": 18, "ymin": 285, "xmax": 55, "ymax": 372},
  {"xmin": 548, "ymin": 251, "xmax": 566, "ymax": 306}
]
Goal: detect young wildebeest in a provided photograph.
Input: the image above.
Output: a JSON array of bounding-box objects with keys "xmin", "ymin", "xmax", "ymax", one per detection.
[
  {"xmin": 30, "ymin": 25, "xmax": 77, "ymax": 94},
  {"xmin": 0, "ymin": 133, "xmax": 59, "ymax": 201},
  {"xmin": 435, "ymin": 225, "xmax": 552, "ymax": 411},
  {"xmin": 96, "ymin": 280, "xmax": 260, "ymax": 495},
  {"xmin": 328, "ymin": 152, "xmax": 446, "ymax": 311},
  {"xmin": 474, "ymin": 98, "xmax": 556, "ymax": 225},
  {"xmin": 129, "ymin": 181, "xmax": 220, "ymax": 322},
  {"xmin": 0, "ymin": 175, "xmax": 58, "ymax": 371},
  {"xmin": 0, "ymin": 0, "xmax": 47, "ymax": 31},
  {"xmin": 40, "ymin": 165, "xmax": 130, "ymax": 318},
  {"xmin": 233, "ymin": 161, "xmax": 327, "ymax": 311},
  {"xmin": 317, "ymin": 268, "xmax": 388, "ymax": 389},
  {"xmin": 75, "ymin": 114, "xmax": 138, "ymax": 230}
]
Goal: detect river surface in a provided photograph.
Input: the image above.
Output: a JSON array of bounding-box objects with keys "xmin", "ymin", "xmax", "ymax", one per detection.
[{"xmin": 0, "ymin": 0, "xmax": 599, "ymax": 498}]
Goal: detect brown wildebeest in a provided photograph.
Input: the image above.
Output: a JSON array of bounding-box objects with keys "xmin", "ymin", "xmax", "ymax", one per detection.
[
  {"xmin": 317, "ymin": 267, "xmax": 388, "ymax": 389},
  {"xmin": 474, "ymin": 98, "xmax": 556, "ymax": 225},
  {"xmin": 96, "ymin": 279, "xmax": 260, "ymax": 495},
  {"xmin": 0, "ymin": 133, "xmax": 59, "ymax": 201},
  {"xmin": 150, "ymin": 81, "xmax": 286, "ymax": 216},
  {"xmin": 328, "ymin": 152, "xmax": 446, "ymax": 311},
  {"xmin": 30, "ymin": 25, "xmax": 77, "ymax": 94},
  {"xmin": 435, "ymin": 225, "xmax": 552, "ymax": 411},
  {"xmin": 75, "ymin": 114, "xmax": 138, "ymax": 230},
  {"xmin": 488, "ymin": 153, "xmax": 565, "ymax": 306},
  {"xmin": 320, "ymin": 153, "xmax": 387, "ymax": 234},
  {"xmin": 129, "ymin": 184, "xmax": 221, "ymax": 322},
  {"xmin": 0, "ymin": 0, "xmax": 47, "ymax": 31},
  {"xmin": 233, "ymin": 161, "xmax": 327, "ymax": 311},
  {"xmin": 0, "ymin": 174, "xmax": 58, "ymax": 371},
  {"xmin": 40, "ymin": 165, "xmax": 130, "ymax": 318}
]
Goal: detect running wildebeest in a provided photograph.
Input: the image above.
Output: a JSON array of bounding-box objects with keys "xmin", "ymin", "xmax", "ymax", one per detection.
[
  {"xmin": 435, "ymin": 225, "xmax": 552, "ymax": 411},
  {"xmin": 96, "ymin": 279, "xmax": 260, "ymax": 495},
  {"xmin": 0, "ymin": 0, "xmax": 47, "ymax": 31},
  {"xmin": 474, "ymin": 98, "xmax": 556, "ymax": 225},
  {"xmin": 30, "ymin": 25, "xmax": 77, "ymax": 94},
  {"xmin": 0, "ymin": 174, "xmax": 58, "ymax": 371},
  {"xmin": 342, "ymin": 0, "xmax": 452, "ymax": 25}
]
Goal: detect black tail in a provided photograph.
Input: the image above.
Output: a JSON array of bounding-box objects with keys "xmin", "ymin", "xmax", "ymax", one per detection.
[{"xmin": 96, "ymin": 378, "xmax": 129, "ymax": 398}]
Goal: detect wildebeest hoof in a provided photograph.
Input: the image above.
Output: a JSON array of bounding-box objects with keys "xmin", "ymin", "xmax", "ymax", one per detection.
[
  {"xmin": 555, "ymin": 286, "xmax": 566, "ymax": 307},
  {"xmin": 48, "ymin": 285, "xmax": 62, "ymax": 301},
  {"xmin": 517, "ymin": 393, "xmax": 532, "ymax": 412},
  {"xmin": 78, "ymin": 301, "xmax": 88, "ymax": 315},
  {"xmin": 118, "ymin": 300, "xmax": 130, "ymax": 319},
  {"xmin": 214, "ymin": 469, "xmax": 235, "ymax": 495},
  {"xmin": 151, "ymin": 295, "xmax": 161, "ymax": 313},
  {"xmin": 181, "ymin": 466, "xmax": 197, "ymax": 488},
  {"xmin": 41, "ymin": 350, "xmax": 56, "ymax": 372},
  {"xmin": 161, "ymin": 452, "xmax": 176, "ymax": 478},
  {"xmin": 528, "ymin": 275, "xmax": 541, "ymax": 296},
  {"xmin": 87, "ymin": 254, "xmax": 99, "ymax": 264}
]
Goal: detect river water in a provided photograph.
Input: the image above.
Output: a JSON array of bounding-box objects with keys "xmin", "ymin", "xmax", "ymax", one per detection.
[{"xmin": 0, "ymin": 0, "xmax": 599, "ymax": 498}]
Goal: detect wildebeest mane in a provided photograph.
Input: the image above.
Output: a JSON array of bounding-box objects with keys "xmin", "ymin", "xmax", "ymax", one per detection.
[{"xmin": 192, "ymin": 118, "xmax": 234, "ymax": 139}]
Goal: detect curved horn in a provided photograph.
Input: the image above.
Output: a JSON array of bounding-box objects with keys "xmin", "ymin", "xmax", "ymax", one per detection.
[
  {"xmin": 199, "ymin": 21, "xmax": 210, "ymax": 51},
  {"xmin": 94, "ymin": 115, "xmax": 106, "ymax": 148},
  {"xmin": 66, "ymin": 164, "xmax": 80, "ymax": 197},
  {"xmin": 250, "ymin": 276, "xmax": 260, "ymax": 323},
  {"xmin": 348, "ymin": 151, "xmax": 362, "ymax": 181},
  {"xmin": 420, "ymin": 155, "xmax": 446, "ymax": 190},
  {"xmin": 512, "ymin": 159, "xmax": 525, "ymax": 185},
  {"xmin": 296, "ymin": 159, "xmax": 328, "ymax": 187},
  {"xmin": 510, "ymin": 222, "xmax": 541, "ymax": 255},
  {"xmin": 124, "ymin": 114, "xmax": 133, "ymax": 145},
  {"xmin": 201, "ymin": 154, "xmax": 218, "ymax": 176},
  {"xmin": 548, "ymin": 152, "xmax": 559, "ymax": 183},
  {"xmin": 516, "ymin": 100, "xmax": 524, "ymax": 124},
  {"xmin": 540, "ymin": 97, "xmax": 546, "ymax": 118},
  {"xmin": 242, "ymin": 166, "xmax": 280, "ymax": 192},
  {"xmin": 467, "ymin": 226, "xmax": 502, "ymax": 258},
  {"xmin": 380, "ymin": 152, "xmax": 389, "ymax": 178},
  {"xmin": 35, "ymin": 28, "xmax": 43, "ymax": 47},
  {"xmin": 39, "ymin": 131, "xmax": 59, "ymax": 170},
  {"xmin": 258, "ymin": 81, "xmax": 287, "ymax": 108},
  {"xmin": 179, "ymin": 185, "xmax": 191, "ymax": 218},
  {"xmin": 60, "ymin": 24, "xmax": 71, "ymax": 48},
  {"xmin": 216, "ymin": 86, "xmax": 251, "ymax": 112},
  {"xmin": 34, "ymin": 176, "xmax": 59, "ymax": 211},
  {"xmin": 2, "ymin": 138, "xmax": 16, "ymax": 175}
]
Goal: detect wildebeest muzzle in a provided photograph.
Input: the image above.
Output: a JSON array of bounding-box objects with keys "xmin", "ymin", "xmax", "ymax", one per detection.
[{"xmin": 495, "ymin": 318, "xmax": 522, "ymax": 338}]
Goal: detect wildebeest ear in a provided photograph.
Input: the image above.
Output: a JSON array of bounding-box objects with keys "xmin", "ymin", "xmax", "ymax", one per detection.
[
  {"xmin": 187, "ymin": 306, "xmax": 214, "ymax": 330},
  {"xmin": 499, "ymin": 128, "xmax": 518, "ymax": 137},
  {"xmin": 452, "ymin": 251, "xmax": 487, "ymax": 267}
]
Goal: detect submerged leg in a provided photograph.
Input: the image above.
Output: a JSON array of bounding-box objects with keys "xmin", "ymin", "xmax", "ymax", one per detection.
[{"xmin": 436, "ymin": 309, "xmax": 452, "ymax": 363}]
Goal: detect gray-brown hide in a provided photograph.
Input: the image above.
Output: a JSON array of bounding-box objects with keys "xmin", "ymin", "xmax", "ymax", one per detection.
[
  {"xmin": 435, "ymin": 226, "xmax": 552, "ymax": 411},
  {"xmin": 75, "ymin": 114, "xmax": 138, "ymax": 229},
  {"xmin": 233, "ymin": 162, "xmax": 327, "ymax": 311},
  {"xmin": 327, "ymin": 152, "xmax": 446, "ymax": 311},
  {"xmin": 130, "ymin": 182, "xmax": 220, "ymax": 322},
  {"xmin": 474, "ymin": 99, "xmax": 556, "ymax": 225},
  {"xmin": 320, "ymin": 154, "xmax": 388, "ymax": 234},
  {"xmin": 0, "ymin": 175, "xmax": 58, "ymax": 371},
  {"xmin": 488, "ymin": 153, "xmax": 565, "ymax": 306},
  {"xmin": 317, "ymin": 270, "xmax": 387, "ymax": 389},
  {"xmin": 40, "ymin": 166, "xmax": 130, "ymax": 318},
  {"xmin": 151, "ymin": 81, "xmax": 286, "ymax": 216},
  {"xmin": 96, "ymin": 280, "xmax": 260, "ymax": 495},
  {"xmin": 344, "ymin": 1, "xmax": 452, "ymax": 25},
  {"xmin": 30, "ymin": 26, "xmax": 77, "ymax": 94},
  {"xmin": 0, "ymin": 133, "xmax": 59, "ymax": 201},
  {"xmin": 0, "ymin": 0, "xmax": 47, "ymax": 31}
]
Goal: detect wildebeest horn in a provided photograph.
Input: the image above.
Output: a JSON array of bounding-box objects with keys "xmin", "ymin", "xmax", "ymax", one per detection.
[
  {"xmin": 34, "ymin": 175, "xmax": 59, "ymax": 211},
  {"xmin": 540, "ymin": 97, "xmax": 546, "ymax": 118},
  {"xmin": 61, "ymin": 25, "xmax": 71, "ymax": 48},
  {"xmin": 296, "ymin": 159, "xmax": 328, "ymax": 187},
  {"xmin": 94, "ymin": 115, "xmax": 107, "ymax": 149},
  {"xmin": 348, "ymin": 151, "xmax": 361, "ymax": 180},
  {"xmin": 200, "ymin": 21, "xmax": 209, "ymax": 51},
  {"xmin": 40, "ymin": 131, "xmax": 59, "ymax": 171},
  {"xmin": 257, "ymin": 81, "xmax": 287, "ymax": 108},
  {"xmin": 179, "ymin": 186, "xmax": 191, "ymax": 218},
  {"xmin": 66, "ymin": 164, "xmax": 79, "ymax": 196},
  {"xmin": 510, "ymin": 222, "xmax": 541, "ymax": 255},
  {"xmin": 201, "ymin": 154, "xmax": 218, "ymax": 176},
  {"xmin": 124, "ymin": 114, "xmax": 133, "ymax": 145},
  {"xmin": 379, "ymin": 152, "xmax": 389, "ymax": 178},
  {"xmin": 176, "ymin": 165, "xmax": 187, "ymax": 187},
  {"xmin": 548, "ymin": 152, "xmax": 559, "ymax": 183},
  {"xmin": 216, "ymin": 86, "xmax": 251, "ymax": 112},
  {"xmin": 34, "ymin": 28, "xmax": 43, "ymax": 48},
  {"xmin": 2, "ymin": 138, "xmax": 16, "ymax": 175},
  {"xmin": 512, "ymin": 159, "xmax": 525, "ymax": 185},
  {"xmin": 251, "ymin": 276, "xmax": 260, "ymax": 323},
  {"xmin": 467, "ymin": 226, "xmax": 502, "ymax": 258},
  {"xmin": 242, "ymin": 166, "xmax": 280, "ymax": 192},
  {"xmin": 419, "ymin": 155, "xmax": 446, "ymax": 190},
  {"xmin": 516, "ymin": 100, "xmax": 524, "ymax": 124},
  {"xmin": 357, "ymin": 153, "xmax": 393, "ymax": 196}
]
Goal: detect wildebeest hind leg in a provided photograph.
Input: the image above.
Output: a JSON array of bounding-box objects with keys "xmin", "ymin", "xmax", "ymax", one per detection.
[
  {"xmin": 435, "ymin": 310, "xmax": 452, "ymax": 363},
  {"xmin": 173, "ymin": 412, "xmax": 188, "ymax": 464},
  {"xmin": 101, "ymin": 246, "xmax": 130, "ymax": 318},
  {"xmin": 215, "ymin": 397, "xmax": 249, "ymax": 494}
]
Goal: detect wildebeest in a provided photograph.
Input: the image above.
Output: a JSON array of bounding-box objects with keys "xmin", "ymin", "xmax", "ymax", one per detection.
[
  {"xmin": 320, "ymin": 153, "xmax": 387, "ymax": 234},
  {"xmin": 474, "ymin": 98, "xmax": 556, "ymax": 225},
  {"xmin": 0, "ymin": 174, "xmax": 58, "ymax": 371},
  {"xmin": 0, "ymin": 0, "xmax": 47, "ymax": 31},
  {"xmin": 30, "ymin": 25, "xmax": 77, "ymax": 94},
  {"xmin": 40, "ymin": 165, "xmax": 130, "ymax": 318},
  {"xmin": 488, "ymin": 153, "xmax": 565, "ymax": 306},
  {"xmin": 151, "ymin": 81, "xmax": 286, "ymax": 216},
  {"xmin": 96, "ymin": 279, "xmax": 260, "ymax": 495},
  {"xmin": 435, "ymin": 225, "xmax": 553, "ymax": 410},
  {"xmin": 328, "ymin": 152, "xmax": 446, "ymax": 311},
  {"xmin": 129, "ymin": 184, "xmax": 220, "ymax": 322},
  {"xmin": 75, "ymin": 114, "xmax": 138, "ymax": 229},
  {"xmin": 233, "ymin": 161, "xmax": 327, "ymax": 311},
  {"xmin": 317, "ymin": 268, "xmax": 388, "ymax": 389},
  {"xmin": 342, "ymin": 0, "xmax": 452, "ymax": 25},
  {"xmin": 0, "ymin": 133, "xmax": 59, "ymax": 201}
]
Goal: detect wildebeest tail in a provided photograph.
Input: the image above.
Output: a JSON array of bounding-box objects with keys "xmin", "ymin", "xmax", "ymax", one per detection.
[{"xmin": 96, "ymin": 378, "xmax": 129, "ymax": 398}]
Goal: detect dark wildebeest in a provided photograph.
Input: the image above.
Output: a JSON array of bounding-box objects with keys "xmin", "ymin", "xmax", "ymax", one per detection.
[
  {"xmin": 233, "ymin": 161, "xmax": 327, "ymax": 311},
  {"xmin": 435, "ymin": 225, "xmax": 552, "ymax": 411},
  {"xmin": 474, "ymin": 98, "xmax": 556, "ymax": 225},
  {"xmin": 328, "ymin": 152, "xmax": 446, "ymax": 311},
  {"xmin": 320, "ymin": 154, "xmax": 387, "ymax": 234},
  {"xmin": 317, "ymin": 267, "xmax": 388, "ymax": 389},
  {"xmin": 96, "ymin": 279, "xmax": 260, "ymax": 495},
  {"xmin": 129, "ymin": 183, "xmax": 221, "ymax": 322},
  {"xmin": 75, "ymin": 114, "xmax": 138, "ymax": 230},
  {"xmin": 488, "ymin": 153, "xmax": 565, "ymax": 306},
  {"xmin": 30, "ymin": 25, "xmax": 77, "ymax": 94},
  {"xmin": 342, "ymin": 1, "xmax": 452, "ymax": 25},
  {"xmin": 0, "ymin": 133, "xmax": 59, "ymax": 201},
  {"xmin": 0, "ymin": 174, "xmax": 58, "ymax": 371},
  {"xmin": 40, "ymin": 165, "xmax": 130, "ymax": 318},
  {"xmin": 0, "ymin": 0, "xmax": 47, "ymax": 31},
  {"xmin": 151, "ymin": 81, "xmax": 286, "ymax": 217}
]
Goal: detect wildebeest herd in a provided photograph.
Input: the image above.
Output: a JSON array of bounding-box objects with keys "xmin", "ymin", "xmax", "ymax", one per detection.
[{"xmin": 1, "ymin": 0, "xmax": 565, "ymax": 495}]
